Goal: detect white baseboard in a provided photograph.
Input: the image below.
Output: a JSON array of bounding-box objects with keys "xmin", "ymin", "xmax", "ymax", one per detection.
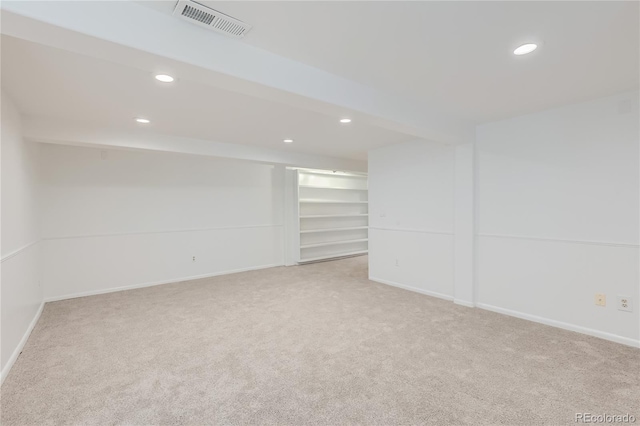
[
  {"xmin": 369, "ymin": 276, "xmax": 454, "ymax": 302},
  {"xmin": 45, "ymin": 263, "xmax": 282, "ymax": 302},
  {"xmin": 476, "ymin": 303, "xmax": 640, "ymax": 349},
  {"xmin": 454, "ymin": 299, "xmax": 475, "ymax": 308},
  {"xmin": 366, "ymin": 276, "xmax": 638, "ymax": 348},
  {"xmin": 1, "ymin": 301, "xmax": 45, "ymax": 385}
]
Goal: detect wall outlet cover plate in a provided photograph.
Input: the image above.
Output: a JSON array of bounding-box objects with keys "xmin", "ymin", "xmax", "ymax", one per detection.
[{"xmin": 617, "ymin": 295, "xmax": 633, "ymax": 312}]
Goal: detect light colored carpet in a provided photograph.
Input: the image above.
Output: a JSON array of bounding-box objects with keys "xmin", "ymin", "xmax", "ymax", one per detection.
[{"xmin": 1, "ymin": 255, "xmax": 638, "ymax": 425}]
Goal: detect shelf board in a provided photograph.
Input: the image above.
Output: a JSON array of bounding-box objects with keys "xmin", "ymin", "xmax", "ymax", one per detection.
[
  {"xmin": 298, "ymin": 171, "xmax": 367, "ymax": 179},
  {"xmin": 300, "ymin": 214, "xmax": 369, "ymax": 219},
  {"xmin": 300, "ymin": 238, "xmax": 368, "ymax": 249},
  {"xmin": 299, "ymin": 185, "xmax": 367, "ymax": 191},
  {"xmin": 300, "ymin": 226, "xmax": 368, "ymax": 234},
  {"xmin": 299, "ymin": 250, "xmax": 368, "ymax": 263},
  {"xmin": 299, "ymin": 200, "xmax": 368, "ymax": 204}
]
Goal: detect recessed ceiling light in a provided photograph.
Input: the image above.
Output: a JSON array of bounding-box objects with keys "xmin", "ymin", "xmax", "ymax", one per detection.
[
  {"xmin": 135, "ymin": 118, "xmax": 150, "ymax": 124},
  {"xmin": 513, "ymin": 43, "xmax": 538, "ymax": 56},
  {"xmin": 283, "ymin": 139, "xmax": 294, "ymax": 143},
  {"xmin": 340, "ymin": 118, "xmax": 352, "ymax": 123},
  {"xmin": 154, "ymin": 74, "xmax": 174, "ymax": 83}
]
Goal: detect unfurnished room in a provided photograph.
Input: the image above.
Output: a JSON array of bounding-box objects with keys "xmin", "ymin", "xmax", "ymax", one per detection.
[{"xmin": 1, "ymin": 1, "xmax": 639, "ymax": 425}]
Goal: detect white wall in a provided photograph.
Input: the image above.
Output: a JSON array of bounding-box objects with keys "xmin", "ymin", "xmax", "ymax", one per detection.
[
  {"xmin": 368, "ymin": 92, "xmax": 639, "ymax": 347},
  {"xmin": 1, "ymin": 91, "xmax": 43, "ymax": 380},
  {"xmin": 368, "ymin": 141, "xmax": 455, "ymax": 299},
  {"xmin": 40, "ymin": 144, "xmax": 284, "ymax": 300},
  {"xmin": 476, "ymin": 91, "xmax": 639, "ymax": 346},
  {"xmin": 453, "ymin": 143, "xmax": 475, "ymax": 306}
]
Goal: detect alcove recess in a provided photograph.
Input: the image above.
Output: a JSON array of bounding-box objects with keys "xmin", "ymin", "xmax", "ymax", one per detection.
[{"xmin": 296, "ymin": 169, "xmax": 368, "ymax": 263}]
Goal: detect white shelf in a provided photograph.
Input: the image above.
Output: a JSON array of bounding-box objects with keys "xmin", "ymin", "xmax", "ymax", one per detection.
[
  {"xmin": 299, "ymin": 250, "xmax": 368, "ymax": 263},
  {"xmin": 300, "ymin": 214, "xmax": 368, "ymax": 219},
  {"xmin": 299, "ymin": 200, "xmax": 368, "ymax": 204},
  {"xmin": 299, "ymin": 185, "xmax": 367, "ymax": 191},
  {"xmin": 300, "ymin": 226, "xmax": 368, "ymax": 234},
  {"xmin": 298, "ymin": 171, "xmax": 367, "ymax": 179},
  {"xmin": 300, "ymin": 238, "xmax": 368, "ymax": 249},
  {"xmin": 296, "ymin": 169, "xmax": 368, "ymax": 264}
]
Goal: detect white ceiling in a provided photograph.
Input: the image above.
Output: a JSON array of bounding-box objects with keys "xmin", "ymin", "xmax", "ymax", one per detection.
[
  {"xmin": 2, "ymin": 1, "xmax": 638, "ymax": 164},
  {"xmin": 144, "ymin": 1, "xmax": 640, "ymax": 123},
  {"xmin": 1, "ymin": 35, "xmax": 415, "ymax": 161}
]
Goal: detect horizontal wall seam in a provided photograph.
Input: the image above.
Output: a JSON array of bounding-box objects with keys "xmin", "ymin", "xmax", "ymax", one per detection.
[
  {"xmin": 0, "ymin": 240, "xmax": 40, "ymax": 263},
  {"xmin": 369, "ymin": 226, "xmax": 454, "ymax": 235},
  {"xmin": 42, "ymin": 224, "xmax": 284, "ymax": 241},
  {"xmin": 477, "ymin": 233, "xmax": 639, "ymax": 248}
]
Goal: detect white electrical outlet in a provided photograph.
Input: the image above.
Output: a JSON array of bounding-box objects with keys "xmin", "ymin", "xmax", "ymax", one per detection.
[
  {"xmin": 617, "ymin": 296, "xmax": 633, "ymax": 312},
  {"xmin": 395, "ymin": 259, "xmax": 400, "ymax": 267},
  {"xmin": 595, "ymin": 293, "xmax": 606, "ymax": 307},
  {"xmin": 192, "ymin": 256, "xmax": 196, "ymax": 262}
]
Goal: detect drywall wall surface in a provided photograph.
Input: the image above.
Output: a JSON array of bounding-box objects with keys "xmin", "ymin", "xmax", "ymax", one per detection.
[
  {"xmin": 1, "ymin": 91, "xmax": 43, "ymax": 378},
  {"xmin": 368, "ymin": 140, "xmax": 455, "ymax": 298},
  {"xmin": 476, "ymin": 91, "xmax": 640, "ymax": 345},
  {"xmin": 39, "ymin": 144, "xmax": 284, "ymax": 300}
]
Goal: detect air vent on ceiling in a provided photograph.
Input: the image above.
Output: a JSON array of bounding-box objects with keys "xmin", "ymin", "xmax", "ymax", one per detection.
[{"xmin": 173, "ymin": 0, "xmax": 252, "ymax": 38}]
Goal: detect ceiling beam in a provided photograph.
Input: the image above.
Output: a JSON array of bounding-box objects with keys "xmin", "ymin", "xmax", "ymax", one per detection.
[{"xmin": 23, "ymin": 117, "xmax": 367, "ymax": 172}]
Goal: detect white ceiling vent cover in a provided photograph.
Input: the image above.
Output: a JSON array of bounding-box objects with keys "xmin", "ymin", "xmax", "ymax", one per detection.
[{"xmin": 173, "ymin": 0, "xmax": 252, "ymax": 38}]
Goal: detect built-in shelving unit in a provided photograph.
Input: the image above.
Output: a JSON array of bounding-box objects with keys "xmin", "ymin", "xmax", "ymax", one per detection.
[{"xmin": 296, "ymin": 169, "xmax": 368, "ymax": 263}]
